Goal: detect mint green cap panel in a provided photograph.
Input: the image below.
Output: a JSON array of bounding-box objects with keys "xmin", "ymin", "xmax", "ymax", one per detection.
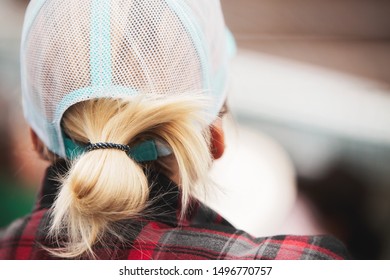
[
  {"xmin": 21, "ymin": 0, "xmax": 47, "ymax": 46},
  {"xmin": 165, "ymin": 0, "xmax": 211, "ymax": 93},
  {"xmin": 225, "ymin": 28, "xmax": 237, "ymax": 58},
  {"xmin": 90, "ymin": 0, "xmax": 112, "ymax": 87},
  {"xmin": 64, "ymin": 135, "xmax": 86, "ymax": 159},
  {"xmin": 129, "ymin": 141, "xmax": 158, "ymax": 162}
]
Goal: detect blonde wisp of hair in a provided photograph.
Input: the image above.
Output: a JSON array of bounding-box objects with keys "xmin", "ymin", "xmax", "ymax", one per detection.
[{"xmin": 48, "ymin": 94, "xmax": 213, "ymax": 258}]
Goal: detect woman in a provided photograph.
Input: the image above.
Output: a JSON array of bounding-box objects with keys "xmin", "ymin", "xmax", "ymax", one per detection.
[{"xmin": 0, "ymin": 0, "xmax": 349, "ymax": 259}]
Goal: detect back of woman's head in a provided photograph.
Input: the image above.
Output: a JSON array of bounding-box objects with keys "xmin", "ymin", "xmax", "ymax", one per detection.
[{"xmin": 20, "ymin": 0, "xmax": 234, "ymax": 258}]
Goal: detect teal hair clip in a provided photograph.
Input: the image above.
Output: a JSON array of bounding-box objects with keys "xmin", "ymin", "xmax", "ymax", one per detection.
[{"xmin": 63, "ymin": 135, "xmax": 172, "ymax": 162}]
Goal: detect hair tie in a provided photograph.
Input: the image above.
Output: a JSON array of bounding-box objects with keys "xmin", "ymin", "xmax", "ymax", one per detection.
[
  {"xmin": 86, "ymin": 142, "xmax": 131, "ymax": 153},
  {"xmin": 64, "ymin": 134, "xmax": 172, "ymax": 162}
]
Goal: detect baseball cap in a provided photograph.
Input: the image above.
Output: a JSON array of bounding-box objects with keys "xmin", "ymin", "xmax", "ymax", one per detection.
[{"xmin": 20, "ymin": 0, "xmax": 236, "ymax": 158}]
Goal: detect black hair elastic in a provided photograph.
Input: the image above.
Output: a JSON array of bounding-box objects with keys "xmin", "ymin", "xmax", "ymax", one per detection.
[{"xmin": 85, "ymin": 142, "xmax": 131, "ymax": 153}]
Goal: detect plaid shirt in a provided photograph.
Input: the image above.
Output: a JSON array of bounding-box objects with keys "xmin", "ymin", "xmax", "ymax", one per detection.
[{"xmin": 0, "ymin": 161, "xmax": 349, "ymax": 260}]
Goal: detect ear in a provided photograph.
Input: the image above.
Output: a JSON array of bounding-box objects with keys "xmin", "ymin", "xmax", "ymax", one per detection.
[
  {"xmin": 210, "ymin": 118, "xmax": 225, "ymax": 160},
  {"xmin": 30, "ymin": 128, "xmax": 56, "ymax": 162},
  {"xmin": 30, "ymin": 128, "xmax": 40, "ymax": 151},
  {"xmin": 30, "ymin": 128, "xmax": 45, "ymax": 155}
]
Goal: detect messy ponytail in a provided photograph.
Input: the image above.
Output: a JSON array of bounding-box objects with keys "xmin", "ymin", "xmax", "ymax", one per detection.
[{"xmin": 48, "ymin": 94, "xmax": 213, "ymax": 258}]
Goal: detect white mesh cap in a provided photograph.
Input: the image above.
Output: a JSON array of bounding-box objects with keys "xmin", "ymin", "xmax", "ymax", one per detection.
[{"xmin": 21, "ymin": 0, "xmax": 235, "ymax": 158}]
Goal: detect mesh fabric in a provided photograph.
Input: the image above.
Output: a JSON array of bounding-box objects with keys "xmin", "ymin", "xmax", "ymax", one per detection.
[{"xmin": 21, "ymin": 0, "xmax": 234, "ymax": 157}]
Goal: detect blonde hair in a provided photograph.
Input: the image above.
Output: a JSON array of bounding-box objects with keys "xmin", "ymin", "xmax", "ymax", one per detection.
[{"xmin": 48, "ymin": 94, "xmax": 213, "ymax": 258}]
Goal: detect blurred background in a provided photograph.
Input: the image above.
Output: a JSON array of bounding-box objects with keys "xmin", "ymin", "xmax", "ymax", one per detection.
[{"xmin": 1, "ymin": 0, "xmax": 390, "ymax": 259}]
